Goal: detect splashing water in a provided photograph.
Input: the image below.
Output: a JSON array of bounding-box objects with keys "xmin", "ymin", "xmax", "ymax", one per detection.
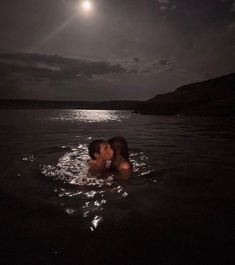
[
  {"xmin": 39, "ymin": 144, "xmax": 155, "ymax": 231},
  {"xmin": 41, "ymin": 144, "xmax": 114, "ymax": 187}
]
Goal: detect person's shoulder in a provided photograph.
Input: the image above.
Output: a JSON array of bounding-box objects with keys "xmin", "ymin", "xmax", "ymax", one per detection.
[
  {"xmin": 115, "ymin": 161, "xmax": 132, "ymax": 180},
  {"xmin": 119, "ymin": 161, "xmax": 132, "ymax": 170},
  {"xmin": 88, "ymin": 159, "xmax": 97, "ymax": 167}
]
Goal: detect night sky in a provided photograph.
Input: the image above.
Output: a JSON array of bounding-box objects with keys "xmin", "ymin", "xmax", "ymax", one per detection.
[{"xmin": 0, "ymin": 0, "xmax": 235, "ymax": 101}]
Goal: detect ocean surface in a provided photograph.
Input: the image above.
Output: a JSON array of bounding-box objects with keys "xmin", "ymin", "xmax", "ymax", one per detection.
[{"xmin": 0, "ymin": 109, "xmax": 234, "ymax": 265}]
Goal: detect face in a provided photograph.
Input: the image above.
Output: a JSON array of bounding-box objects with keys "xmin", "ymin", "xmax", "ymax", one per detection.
[{"xmin": 97, "ymin": 143, "xmax": 113, "ymax": 160}]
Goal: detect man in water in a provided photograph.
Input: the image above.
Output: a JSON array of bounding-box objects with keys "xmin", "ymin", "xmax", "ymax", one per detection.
[{"xmin": 88, "ymin": 139, "xmax": 113, "ymax": 174}]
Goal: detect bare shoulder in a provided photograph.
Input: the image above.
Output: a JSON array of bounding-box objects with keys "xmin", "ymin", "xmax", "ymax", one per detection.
[
  {"xmin": 88, "ymin": 159, "xmax": 96, "ymax": 167},
  {"xmin": 115, "ymin": 161, "xmax": 132, "ymax": 180},
  {"xmin": 119, "ymin": 161, "xmax": 132, "ymax": 170},
  {"xmin": 87, "ymin": 159, "xmax": 97, "ymax": 171}
]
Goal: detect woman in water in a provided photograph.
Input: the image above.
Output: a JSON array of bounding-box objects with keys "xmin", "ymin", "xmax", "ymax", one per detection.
[{"xmin": 108, "ymin": 136, "xmax": 133, "ymax": 180}]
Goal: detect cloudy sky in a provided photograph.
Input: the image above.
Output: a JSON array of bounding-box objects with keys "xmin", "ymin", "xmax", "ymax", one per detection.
[{"xmin": 0, "ymin": 0, "xmax": 235, "ymax": 100}]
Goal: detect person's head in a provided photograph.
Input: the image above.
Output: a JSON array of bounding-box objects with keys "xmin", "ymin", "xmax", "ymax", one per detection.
[
  {"xmin": 88, "ymin": 139, "xmax": 113, "ymax": 161},
  {"xmin": 108, "ymin": 136, "xmax": 130, "ymax": 163}
]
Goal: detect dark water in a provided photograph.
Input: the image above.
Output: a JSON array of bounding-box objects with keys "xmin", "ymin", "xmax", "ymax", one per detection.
[{"xmin": 0, "ymin": 109, "xmax": 234, "ymax": 265}]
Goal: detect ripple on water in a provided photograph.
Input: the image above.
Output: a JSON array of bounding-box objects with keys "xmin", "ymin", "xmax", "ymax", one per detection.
[
  {"xmin": 21, "ymin": 144, "xmax": 157, "ymax": 231},
  {"xmin": 46, "ymin": 110, "xmax": 131, "ymax": 123}
]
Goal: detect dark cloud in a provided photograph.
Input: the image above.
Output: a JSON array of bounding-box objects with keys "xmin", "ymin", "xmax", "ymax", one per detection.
[
  {"xmin": 140, "ymin": 69, "xmax": 151, "ymax": 74},
  {"xmin": 0, "ymin": 53, "xmax": 126, "ymax": 80},
  {"xmin": 157, "ymin": 0, "xmax": 169, "ymax": 3},
  {"xmin": 133, "ymin": 57, "xmax": 140, "ymax": 63},
  {"xmin": 159, "ymin": 59, "xmax": 169, "ymax": 65},
  {"xmin": 231, "ymin": 0, "xmax": 235, "ymax": 12},
  {"xmin": 166, "ymin": 67, "xmax": 173, "ymax": 72},
  {"xmin": 127, "ymin": 69, "xmax": 139, "ymax": 74}
]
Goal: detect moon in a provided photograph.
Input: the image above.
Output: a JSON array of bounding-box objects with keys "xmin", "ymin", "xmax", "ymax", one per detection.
[{"xmin": 81, "ymin": 1, "xmax": 93, "ymax": 12}]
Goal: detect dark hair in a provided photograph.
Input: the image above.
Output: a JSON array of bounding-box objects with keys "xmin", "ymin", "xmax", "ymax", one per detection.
[
  {"xmin": 88, "ymin": 139, "xmax": 105, "ymax": 160},
  {"xmin": 108, "ymin": 136, "xmax": 131, "ymax": 169}
]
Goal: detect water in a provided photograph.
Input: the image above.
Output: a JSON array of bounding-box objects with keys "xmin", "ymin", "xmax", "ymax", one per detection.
[{"xmin": 0, "ymin": 109, "xmax": 234, "ymax": 265}]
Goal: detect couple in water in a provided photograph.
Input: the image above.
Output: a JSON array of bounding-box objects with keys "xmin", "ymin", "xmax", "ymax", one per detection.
[{"xmin": 88, "ymin": 136, "xmax": 132, "ymax": 180}]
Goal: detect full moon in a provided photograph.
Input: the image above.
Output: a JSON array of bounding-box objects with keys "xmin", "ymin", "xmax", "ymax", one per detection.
[{"xmin": 82, "ymin": 1, "xmax": 92, "ymax": 12}]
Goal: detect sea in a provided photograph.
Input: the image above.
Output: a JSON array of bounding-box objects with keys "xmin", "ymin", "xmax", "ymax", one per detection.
[{"xmin": 0, "ymin": 109, "xmax": 234, "ymax": 265}]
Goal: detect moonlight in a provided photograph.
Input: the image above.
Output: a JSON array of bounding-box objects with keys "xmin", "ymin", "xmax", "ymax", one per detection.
[{"xmin": 81, "ymin": 1, "xmax": 93, "ymax": 13}]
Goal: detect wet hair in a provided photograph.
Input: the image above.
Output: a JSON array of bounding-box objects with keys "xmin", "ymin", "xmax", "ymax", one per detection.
[
  {"xmin": 88, "ymin": 139, "xmax": 105, "ymax": 160},
  {"xmin": 108, "ymin": 136, "xmax": 131, "ymax": 169}
]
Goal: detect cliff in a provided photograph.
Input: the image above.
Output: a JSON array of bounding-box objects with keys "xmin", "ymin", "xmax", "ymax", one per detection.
[{"xmin": 136, "ymin": 73, "xmax": 235, "ymax": 116}]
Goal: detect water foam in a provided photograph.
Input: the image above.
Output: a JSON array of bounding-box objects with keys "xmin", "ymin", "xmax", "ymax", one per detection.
[{"xmin": 40, "ymin": 144, "xmax": 154, "ymax": 231}]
